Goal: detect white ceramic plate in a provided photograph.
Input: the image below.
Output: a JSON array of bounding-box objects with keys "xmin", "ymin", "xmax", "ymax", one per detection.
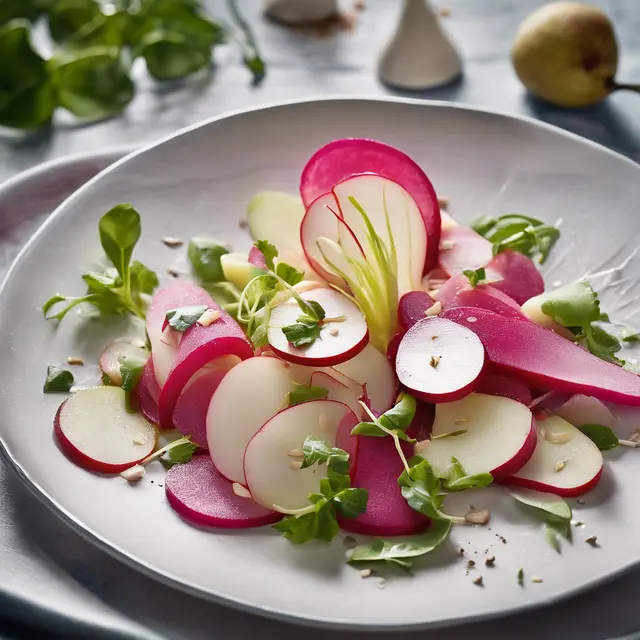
[{"xmin": 2, "ymin": 98, "xmax": 640, "ymax": 631}]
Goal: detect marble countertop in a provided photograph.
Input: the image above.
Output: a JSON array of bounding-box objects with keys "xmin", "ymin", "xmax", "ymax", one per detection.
[{"xmin": 1, "ymin": 1, "xmax": 640, "ymax": 638}]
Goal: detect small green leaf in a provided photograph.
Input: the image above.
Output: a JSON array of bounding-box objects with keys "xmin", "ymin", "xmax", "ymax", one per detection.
[
  {"xmin": 301, "ymin": 436, "xmax": 348, "ymax": 473},
  {"xmin": 188, "ymin": 236, "xmax": 229, "ymax": 282},
  {"xmin": 378, "ymin": 392, "xmax": 416, "ymax": 433},
  {"xmin": 444, "ymin": 457, "xmax": 493, "ymax": 492},
  {"xmin": 463, "ymin": 267, "xmax": 487, "ymax": 288},
  {"xmin": 226, "ymin": 0, "xmax": 265, "ymax": 83},
  {"xmin": 583, "ymin": 324, "xmax": 623, "ymax": 365},
  {"xmin": 508, "ymin": 488, "xmax": 572, "ymax": 521},
  {"xmin": 577, "ymin": 424, "xmax": 619, "ymax": 451},
  {"xmin": 621, "ymin": 328, "xmax": 640, "ymax": 343},
  {"xmin": 517, "ymin": 568, "xmax": 524, "ymax": 586},
  {"xmin": 282, "ymin": 322, "xmax": 322, "ymax": 347},
  {"xmin": 140, "ymin": 29, "xmax": 210, "ymax": 81},
  {"xmin": 159, "ymin": 440, "xmax": 198, "ymax": 469},
  {"xmin": 253, "ymin": 240, "xmax": 278, "ymax": 271},
  {"xmin": 296, "ymin": 299, "xmax": 325, "ymax": 324},
  {"xmin": 398, "ymin": 458, "xmax": 446, "ymax": 521},
  {"xmin": 540, "ymin": 282, "xmax": 601, "ymax": 328},
  {"xmin": 272, "ymin": 501, "xmax": 332, "ymax": 544},
  {"xmin": 98, "ymin": 204, "xmax": 141, "ymax": 283},
  {"xmin": 118, "ymin": 354, "xmax": 146, "ymax": 392},
  {"xmin": 333, "ymin": 487, "xmax": 368, "ymax": 519},
  {"xmin": 44, "ymin": 365, "xmax": 74, "ymax": 393},
  {"xmin": 47, "ymin": 0, "xmax": 100, "ymax": 43},
  {"xmin": 165, "ymin": 304, "xmax": 207, "ymax": 331},
  {"xmin": 129, "ymin": 260, "xmax": 159, "ymax": 304},
  {"xmin": 275, "ymin": 262, "xmax": 304, "ymax": 287},
  {"xmin": 285, "ymin": 381, "xmax": 328, "ymax": 407}
]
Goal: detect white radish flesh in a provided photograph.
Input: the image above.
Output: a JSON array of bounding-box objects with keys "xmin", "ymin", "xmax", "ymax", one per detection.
[
  {"xmin": 54, "ymin": 387, "xmax": 157, "ymax": 473},
  {"xmin": 310, "ymin": 371, "xmax": 365, "ymax": 420},
  {"xmin": 100, "ymin": 338, "xmax": 149, "ymax": 386},
  {"xmin": 556, "ymin": 394, "xmax": 618, "ymax": 429},
  {"xmin": 244, "ymin": 400, "xmax": 356, "ymax": 511},
  {"xmin": 415, "ymin": 393, "xmax": 536, "ymax": 481},
  {"xmin": 396, "ymin": 317, "xmax": 485, "ymax": 403},
  {"xmin": 207, "ymin": 357, "xmax": 294, "ymax": 483}
]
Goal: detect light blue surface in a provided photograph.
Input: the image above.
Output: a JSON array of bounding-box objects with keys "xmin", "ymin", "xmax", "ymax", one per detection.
[{"xmin": 1, "ymin": 1, "xmax": 640, "ymax": 638}]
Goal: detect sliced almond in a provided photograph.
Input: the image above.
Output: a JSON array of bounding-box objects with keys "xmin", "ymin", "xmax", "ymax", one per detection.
[
  {"xmin": 425, "ymin": 301, "xmax": 442, "ymax": 317},
  {"xmin": 287, "ymin": 448, "xmax": 304, "ymax": 458},
  {"xmin": 197, "ymin": 309, "xmax": 220, "ymax": 327},
  {"xmin": 66, "ymin": 356, "xmax": 84, "ymax": 365},
  {"xmin": 232, "ymin": 482, "xmax": 252, "ymax": 499},
  {"xmin": 120, "ymin": 465, "xmax": 145, "ymax": 482},
  {"xmin": 289, "ymin": 460, "xmax": 303, "ymax": 471},
  {"xmin": 465, "ymin": 508, "xmax": 490, "ymax": 525},
  {"xmin": 543, "ymin": 429, "xmax": 573, "ymax": 445},
  {"xmin": 359, "ymin": 569, "xmax": 372, "ymax": 578},
  {"xmin": 531, "ymin": 576, "xmax": 543, "ymax": 583}
]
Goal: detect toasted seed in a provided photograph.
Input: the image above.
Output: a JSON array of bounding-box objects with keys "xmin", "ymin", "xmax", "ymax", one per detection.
[
  {"xmin": 329, "ymin": 326, "xmax": 339, "ymax": 337},
  {"xmin": 167, "ymin": 268, "xmax": 181, "ymax": 278},
  {"xmin": 577, "ymin": 499, "xmax": 586, "ymax": 505},
  {"xmin": 439, "ymin": 240, "xmax": 456, "ymax": 251},
  {"xmin": 132, "ymin": 433, "xmax": 146, "ymax": 445},
  {"xmin": 239, "ymin": 220, "xmax": 249, "ymax": 230},
  {"xmin": 197, "ymin": 309, "xmax": 220, "ymax": 327},
  {"xmin": 425, "ymin": 301, "xmax": 442, "ymax": 316},
  {"xmin": 485, "ymin": 556, "xmax": 495, "ymax": 567},
  {"xmin": 465, "ymin": 508, "xmax": 490, "ymax": 525},
  {"xmin": 543, "ymin": 429, "xmax": 573, "ymax": 444},
  {"xmin": 161, "ymin": 237, "xmax": 184, "ymax": 248},
  {"xmin": 585, "ymin": 535, "xmax": 599, "ymax": 547},
  {"xmin": 439, "ymin": 7, "xmax": 451, "ymax": 17},
  {"xmin": 467, "ymin": 560, "xmax": 476, "ymax": 568},
  {"xmin": 120, "ymin": 465, "xmax": 145, "ymax": 482},
  {"xmin": 466, "ymin": 316, "xmax": 477, "ymax": 323},
  {"xmin": 472, "ymin": 575, "xmax": 483, "ymax": 586},
  {"xmin": 287, "ymin": 448, "xmax": 304, "ymax": 458},
  {"xmin": 555, "ymin": 460, "xmax": 566, "ymax": 472},
  {"xmin": 289, "ymin": 460, "xmax": 303, "ymax": 471},
  {"xmin": 618, "ymin": 439, "xmax": 638, "ymax": 448},
  {"xmin": 429, "ymin": 355, "xmax": 441, "ymax": 368},
  {"xmin": 458, "ymin": 548, "xmax": 465, "ymax": 556},
  {"xmin": 437, "ymin": 195, "xmax": 450, "ymax": 208},
  {"xmin": 531, "ymin": 576, "xmax": 543, "ymax": 583},
  {"xmin": 360, "ymin": 569, "xmax": 372, "ymax": 578},
  {"xmin": 66, "ymin": 356, "xmax": 84, "ymax": 365}
]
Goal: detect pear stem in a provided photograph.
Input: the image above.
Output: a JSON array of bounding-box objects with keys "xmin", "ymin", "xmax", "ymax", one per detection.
[{"xmin": 611, "ymin": 82, "xmax": 640, "ymax": 94}]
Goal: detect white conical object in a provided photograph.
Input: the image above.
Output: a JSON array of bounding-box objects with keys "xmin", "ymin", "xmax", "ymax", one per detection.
[
  {"xmin": 378, "ymin": 0, "xmax": 462, "ymax": 90},
  {"xmin": 263, "ymin": 0, "xmax": 338, "ymax": 24}
]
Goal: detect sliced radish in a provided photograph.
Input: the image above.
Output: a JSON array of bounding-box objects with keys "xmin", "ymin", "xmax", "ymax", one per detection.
[
  {"xmin": 54, "ymin": 386, "xmax": 157, "ymax": 473},
  {"xmin": 158, "ymin": 306, "xmax": 253, "ymax": 428},
  {"xmin": 267, "ymin": 287, "xmax": 368, "ymax": 367},
  {"xmin": 442, "ymin": 307, "xmax": 640, "ymax": 406},
  {"xmin": 207, "ymin": 356, "xmax": 294, "ymax": 483},
  {"xmin": 100, "ymin": 338, "xmax": 148, "ymax": 386},
  {"xmin": 406, "ymin": 401, "xmax": 435, "ymax": 441},
  {"xmin": 398, "ymin": 290, "xmax": 435, "ymax": 330},
  {"xmin": 299, "ymin": 138, "xmax": 441, "ymax": 272},
  {"xmin": 396, "ymin": 317, "xmax": 485, "ymax": 403},
  {"xmin": 246, "ymin": 191, "xmax": 305, "ymax": 255},
  {"xmin": 166, "ymin": 454, "xmax": 281, "ymax": 529},
  {"xmin": 436, "ymin": 272, "xmax": 525, "ymax": 319},
  {"xmin": 277, "ymin": 250, "xmax": 325, "ymax": 283},
  {"xmin": 136, "ymin": 357, "xmax": 160, "ymax": 425},
  {"xmin": 476, "ymin": 372, "xmax": 532, "ymax": 406},
  {"xmin": 438, "ymin": 226, "xmax": 493, "ymax": 277},
  {"xmin": 556, "ymin": 394, "xmax": 618, "ymax": 429},
  {"xmin": 386, "ymin": 331, "xmax": 404, "ymax": 367},
  {"xmin": 486, "ymin": 250, "xmax": 544, "ymax": 305},
  {"xmin": 338, "ymin": 435, "xmax": 428, "ymax": 536},
  {"xmin": 507, "ymin": 416, "xmax": 603, "ymax": 496},
  {"xmin": 244, "ymin": 400, "xmax": 357, "ymax": 511},
  {"xmin": 146, "ymin": 282, "xmax": 213, "ymax": 388},
  {"xmin": 414, "ymin": 393, "xmax": 536, "ymax": 481},
  {"xmin": 310, "ymin": 371, "xmax": 365, "ymax": 421}
]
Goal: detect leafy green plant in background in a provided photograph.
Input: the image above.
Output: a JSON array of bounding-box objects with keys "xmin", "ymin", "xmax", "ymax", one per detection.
[{"xmin": 0, "ymin": 0, "xmax": 265, "ymax": 130}]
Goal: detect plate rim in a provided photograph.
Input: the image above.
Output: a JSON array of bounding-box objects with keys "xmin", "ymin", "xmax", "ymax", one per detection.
[{"xmin": 2, "ymin": 96, "xmax": 640, "ymax": 631}]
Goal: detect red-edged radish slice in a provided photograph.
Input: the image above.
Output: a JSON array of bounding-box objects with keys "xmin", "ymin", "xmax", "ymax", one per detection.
[
  {"xmin": 299, "ymin": 138, "xmax": 441, "ymax": 272},
  {"xmin": 386, "ymin": 331, "xmax": 404, "ymax": 368},
  {"xmin": 267, "ymin": 288, "xmax": 368, "ymax": 367},
  {"xmin": 406, "ymin": 402, "xmax": 435, "ymax": 441},
  {"xmin": 438, "ymin": 226, "xmax": 493, "ymax": 277},
  {"xmin": 311, "ymin": 371, "xmax": 365, "ymax": 420},
  {"xmin": 476, "ymin": 372, "xmax": 532, "ymax": 406},
  {"xmin": 414, "ymin": 393, "xmax": 536, "ymax": 481},
  {"xmin": 338, "ymin": 435, "xmax": 428, "ymax": 536},
  {"xmin": 396, "ymin": 317, "xmax": 485, "ymax": 403},
  {"xmin": 100, "ymin": 338, "xmax": 148, "ymax": 386},
  {"xmin": 436, "ymin": 272, "xmax": 525, "ymax": 319},
  {"xmin": 158, "ymin": 306, "xmax": 253, "ymax": 428},
  {"xmin": 486, "ymin": 250, "xmax": 544, "ymax": 305},
  {"xmin": 507, "ymin": 416, "xmax": 603, "ymax": 496},
  {"xmin": 136, "ymin": 357, "xmax": 161, "ymax": 425},
  {"xmin": 54, "ymin": 387, "xmax": 157, "ymax": 473},
  {"xmin": 207, "ymin": 356, "xmax": 294, "ymax": 483},
  {"xmin": 244, "ymin": 400, "xmax": 357, "ymax": 511},
  {"xmin": 556, "ymin": 394, "xmax": 618, "ymax": 429},
  {"xmin": 398, "ymin": 290, "xmax": 435, "ymax": 330},
  {"xmin": 147, "ymin": 282, "xmax": 213, "ymax": 387},
  {"xmin": 521, "ymin": 294, "xmax": 575, "ymax": 339},
  {"xmin": 166, "ymin": 455, "xmax": 281, "ymax": 528},
  {"xmin": 442, "ymin": 307, "xmax": 640, "ymax": 406}
]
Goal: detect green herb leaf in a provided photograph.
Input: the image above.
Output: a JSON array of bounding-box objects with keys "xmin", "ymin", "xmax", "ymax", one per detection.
[
  {"xmin": 253, "ymin": 240, "xmax": 278, "ymax": 271},
  {"xmin": 297, "ymin": 299, "xmax": 326, "ymax": 324},
  {"xmin": 517, "ymin": 568, "xmax": 524, "ymax": 585},
  {"xmin": 43, "ymin": 365, "xmax": 74, "ymax": 393},
  {"xmin": 275, "ymin": 262, "xmax": 304, "ymax": 287},
  {"xmin": 333, "ymin": 487, "xmax": 368, "ymax": 519},
  {"xmin": 140, "ymin": 29, "xmax": 210, "ymax": 81},
  {"xmin": 398, "ymin": 457, "xmax": 447, "ymax": 521},
  {"xmin": 577, "ymin": 424, "xmax": 619, "ymax": 451},
  {"xmin": 463, "ymin": 267, "xmax": 487, "ymax": 288},
  {"xmin": 282, "ymin": 322, "xmax": 322, "ymax": 347},
  {"xmin": 540, "ymin": 282, "xmax": 601, "ymax": 328},
  {"xmin": 621, "ymin": 328, "xmax": 640, "ymax": 343},
  {"xmin": 165, "ymin": 304, "xmax": 207, "ymax": 331},
  {"xmin": 301, "ymin": 436, "xmax": 348, "ymax": 474},
  {"xmin": 350, "ymin": 421, "xmax": 415, "ymax": 442},
  {"xmin": 444, "ymin": 457, "xmax": 493, "ymax": 492},
  {"xmin": 118, "ymin": 354, "xmax": 146, "ymax": 392},
  {"xmin": 98, "ymin": 204, "xmax": 141, "ymax": 284},
  {"xmin": 349, "ymin": 518, "xmax": 451, "ymax": 569},
  {"xmin": 226, "ymin": 0, "xmax": 265, "ymax": 83},
  {"xmin": 47, "ymin": 0, "xmax": 100, "ymax": 43},
  {"xmin": 508, "ymin": 487, "xmax": 572, "ymax": 521},
  {"xmin": 129, "ymin": 260, "xmax": 159, "ymax": 299},
  {"xmin": 285, "ymin": 381, "xmax": 328, "ymax": 407},
  {"xmin": 159, "ymin": 440, "xmax": 198, "ymax": 469},
  {"xmin": 188, "ymin": 236, "xmax": 229, "ymax": 282},
  {"xmin": 583, "ymin": 323, "xmax": 623, "ymax": 365},
  {"xmin": 351, "ymin": 393, "xmax": 417, "ymax": 441},
  {"xmin": 0, "ymin": 0, "xmax": 49, "ymax": 25}
]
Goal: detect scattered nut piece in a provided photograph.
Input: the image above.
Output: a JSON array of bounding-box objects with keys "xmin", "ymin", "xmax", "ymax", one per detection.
[
  {"xmin": 161, "ymin": 237, "xmax": 184, "ymax": 248},
  {"xmin": 585, "ymin": 535, "xmax": 599, "ymax": 547},
  {"xmin": 555, "ymin": 460, "xmax": 566, "ymax": 472},
  {"xmin": 571, "ymin": 520, "xmax": 584, "ymax": 527},
  {"xmin": 167, "ymin": 268, "xmax": 181, "ymax": 278},
  {"xmin": 552, "ymin": 280, "xmax": 563, "ymax": 288},
  {"xmin": 531, "ymin": 576, "xmax": 543, "ymax": 583},
  {"xmin": 287, "ymin": 448, "xmax": 304, "ymax": 458},
  {"xmin": 467, "ymin": 560, "xmax": 476, "ymax": 568},
  {"xmin": 437, "ymin": 195, "xmax": 450, "ymax": 208},
  {"xmin": 439, "ymin": 7, "xmax": 451, "ymax": 17},
  {"xmin": 197, "ymin": 309, "xmax": 220, "ymax": 327},
  {"xmin": 472, "ymin": 575, "xmax": 483, "ymax": 586},
  {"xmin": 232, "ymin": 483, "xmax": 252, "ymax": 499},
  {"xmin": 132, "ymin": 433, "xmax": 146, "ymax": 445},
  {"xmin": 239, "ymin": 220, "xmax": 249, "ymax": 231},
  {"xmin": 617, "ymin": 439, "xmax": 638, "ymax": 448},
  {"xmin": 577, "ymin": 499, "xmax": 586, "ymax": 505},
  {"xmin": 425, "ymin": 301, "xmax": 442, "ymax": 316},
  {"xmin": 289, "ymin": 460, "xmax": 303, "ymax": 471},
  {"xmin": 484, "ymin": 556, "xmax": 495, "ymax": 567},
  {"xmin": 429, "ymin": 355, "xmax": 441, "ymax": 368},
  {"xmin": 66, "ymin": 356, "xmax": 84, "ymax": 365},
  {"xmin": 543, "ymin": 429, "xmax": 572, "ymax": 444},
  {"xmin": 465, "ymin": 508, "xmax": 491, "ymax": 525},
  {"xmin": 627, "ymin": 429, "xmax": 640, "ymax": 443},
  {"xmin": 329, "ymin": 326, "xmax": 339, "ymax": 337},
  {"xmin": 120, "ymin": 465, "xmax": 145, "ymax": 482},
  {"xmin": 431, "ymin": 335, "xmax": 438, "ymax": 341},
  {"xmin": 360, "ymin": 569, "xmax": 372, "ymax": 578},
  {"xmin": 458, "ymin": 548, "xmax": 465, "ymax": 556}
]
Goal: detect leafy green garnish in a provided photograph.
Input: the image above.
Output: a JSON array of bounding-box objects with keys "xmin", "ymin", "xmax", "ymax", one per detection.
[
  {"xmin": 43, "ymin": 205, "xmax": 158, "ymax": 321},
  {"xmin": 272, "ymin": 437, "xmax": 367, "ymax": 544},
  {"xmin": 285, "ymin": 381, "xmax": 329, "ymax": 407},
  {"xmin": 444, "ymin": 457, "xmax": 493, "ymax": 492},
  {"xmin": 349, "ymin": 518, "xmax": 451, "ymax": 570},
  {"xmin": 351, "ymin": 393, "xmax": 417, "ymax": 442},
  {"xmin": 275, "ymin": 262, "xmax": 304, "ymax": 287},
  {"xmin": 471, "ymin": 213, "xmax": 560, "ymax": 264},
  {"xmin": 118, "ymin": 354, "xmax": 146, "ymax": 393},
  {"xmin": 165, "ymin": 305, "xmax": 207, "ymax": 332},
  {"xmin": 188, "ymin": 236, "xmax": 229, "ymax": 282},
  {"xmin": 281, "ymin": 321, "xmax": 322, "ymax": 347},
  {"xmin": 226, "ymin": 0, "xmax": 265, "ymax": 83},
  {"xmin": 43, "ymin": 365, "xmax": 74, "ymax": 393},
  {"xmin": 583, "ymin": 324, "xmax": 623, "ymax": 365},
  {"xmin": 463, "ymin": 267, "xmax": 488, "ymax": 288},
  {"xmin": 156, "ymin": 437, "xmax": 199, "ymax": 469},
  {"xmin": 253, "ymin": 240, "xmax": 277, "ymax": 271},
  {"xmin": 577, "ymin": 424, "xmax": 619, "ymax": 450}
]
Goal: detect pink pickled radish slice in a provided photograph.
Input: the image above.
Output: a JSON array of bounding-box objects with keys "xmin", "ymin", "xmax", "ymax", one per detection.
[
  {"xmin": 136, "ymin": 356, "xmax": 161, "ymax": 426},
  {"xmin": 438, "ymin": 226, "xmax": 493, "ymax": 277},
  {"xmin": 398, "ymin": 290, "xmax": 435, "ymax": 330},
  {"xmin": 476, "ymin": 372, "xmax": 532, "ymax": 406},
  {"xmin": 486, "ymin": 250, "xmax": 544, "ymax": 305}
]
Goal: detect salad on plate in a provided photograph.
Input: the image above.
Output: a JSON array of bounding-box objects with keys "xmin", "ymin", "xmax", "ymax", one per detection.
[{"xmin": 42, "ymin": 138, "xmax": 640, "ymax": 578}]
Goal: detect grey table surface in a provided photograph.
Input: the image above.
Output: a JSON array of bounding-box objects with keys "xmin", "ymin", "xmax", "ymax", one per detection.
[{"xmin": 1, "ymin": 0, "xmax": 640, "ymax": 638}]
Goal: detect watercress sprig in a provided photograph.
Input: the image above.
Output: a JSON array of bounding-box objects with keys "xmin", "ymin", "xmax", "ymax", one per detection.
[
  {"xmin": 351, "ymin": 392, "xmax": 417, "ymax": 442},
  {"xmin": 285, "ymin": 381, "xmax": 329, "ymax": 407},
  {"xmin": 43, "ymin": 365, "xmax": 74, "ymax": 393}
]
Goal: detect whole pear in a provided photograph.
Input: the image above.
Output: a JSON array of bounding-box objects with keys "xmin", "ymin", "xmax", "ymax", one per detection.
[{"xmin": 511, "ymin": 2, "xmax": 634, "ymax": 107}]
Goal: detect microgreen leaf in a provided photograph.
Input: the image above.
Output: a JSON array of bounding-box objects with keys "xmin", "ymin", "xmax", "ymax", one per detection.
[
  {"xmin": 333, "ymin": 488, "xmax": 368, "ymax": 519},
  {"xmin": 463, "ymin": 267, "xmax": 487, "ymax": 288},
  {"xmin": 159, "ymin": 440, "xmax": 198, "ymax": 469},
  {"xmin": 47, "ymin": 0, "xmax": 100, "ymax": 44},
  {"xmin": 281, "ymin": 322, "xmax": 321, "ymax": 347},
  {"xmin": 349, "ymin": 518, "xmax": 451, "ymax": 569},
  {"xmin": 43, "ymin": 365, "xmax": 74, "ymax": 393},
  {"xmin": 253, "ymin": 240, "xmax": 278, "ymax": 271},
  {"xmin": 275, "ymin": 262, "xmax": 304, "ymax": 287},
  {"xmin": 118, "ymin": 353, "xmax": 147, "ymax": 392},
  {"xmin": 621, "ymin": 328, "xmax": 640, "ymax": 343},
  {"xmin": 296, "ymin": 299, "xmax": 325, "ymax": 324},
  {"xmin": 165, "ymin": 305, "xmax": 207, "ymax": 331},
  {"xmin": 226, "ymin": 0, "xmax": 265, "ymax": 83},
  {"xmin": 98, "ymin": 204, "xmax": 140, "ymax": 284},
  {"xmin": 285, "ymin": 381, "xmax": 328, "ymax": 407},
  {"xmin": 301, "ymin": 436, "xmax": 349, "ymax": 474},
  {"xmin": 140, "ymin": 29, "xmax": 211, "ymax": 80},
  {"xmin": 443, "ymin": 457, "xmax": 493, "ymax": 492},
  {"xmin": 398, "ymin": 457, "xmax": 448, "ymax": 521},
  {"xmin": 577, "ymin": 424, "xmax": 619, "ymax": 451},
  {"xmin": 583, "ymin": 324, "xmax": 624, "ymax": 365},
  {"xmin": 351, "ymin": 393, "xmax": 417, "ymax": 440},
  {"xmin": 540, "ymin": 282, "xmax": 601, "ymax": 328},
  {"xmin": 188, "ymin": 236, "xmax": 229, "ymax": 282}
]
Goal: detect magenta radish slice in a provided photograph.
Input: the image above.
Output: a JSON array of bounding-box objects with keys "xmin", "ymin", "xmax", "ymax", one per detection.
[
  {"xmin": 386, "ymin": 331, "xmax": 404, "ymax": 367},
  {"xmin": 299, "ymin": 138, "xmax": 441, "ymax": 272},
  {"xmin": 438, "ymin": 226, "xmax": 493, "ymax": 277},
  {"xmin": 396, "ymin": 317, "xmax": 485, "ymax": 403},
  {"xmin": 486, "ymin": 250, "xmax": 544, "ymax": 305},
  {"xmin": 54, "ymin": 387, "xmax": 157, "ymax": 473},
  {"xmin": 398, "ymin": 290, "xmax": 435, "ymax": 330},
  {"xmin": 442, "ymin": 307, "xmax": 640, "ymax": 406},
  {"xmin": 267, "ymin": 288, "xmax": 368, "ymax": 367},
  {"xmin": 158, "ymin": 306, "xmax": 253, "ymax": 428},
  {"xmin": 100, "ymin": 338, "xmax": 148, "ymax": 386},
  {"xmin": 207, "ymin": 357, "xmax": 295, "ymax": 484},
  {"xmin": 136, "ymin": 357, "xmax": 161, "ymax": 425},
  {"xmin": 146, "ymin": 282, "xmax": 214, "ymax": 388},
  {"xmin": 166, "ymin": 455, "xmax": 281, "ymax": 529},
  {"xmin": 436, "ymin": 272, "xmax": 524, "ymax": 319},
  {"xmin": 415, "ymin": 393, "xmax": 536, "ymax": 481},
  {"xmin": 476, "ymin": 372, "xmax": 532, "ymax": 406},
  {"xmin": 507, "ymin": 417, "xmax": 603, "ymax": 496},
  {"xmin": 338, "ymin": 435, "xmax": 428, "ymax": 536},
  {"xmin": 406, "ymin": 401, "xmax": 435, "ymax": 441},
  {"xmin": 244, "ymin": 400, "xmax": 357, "ymax": 511}
]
